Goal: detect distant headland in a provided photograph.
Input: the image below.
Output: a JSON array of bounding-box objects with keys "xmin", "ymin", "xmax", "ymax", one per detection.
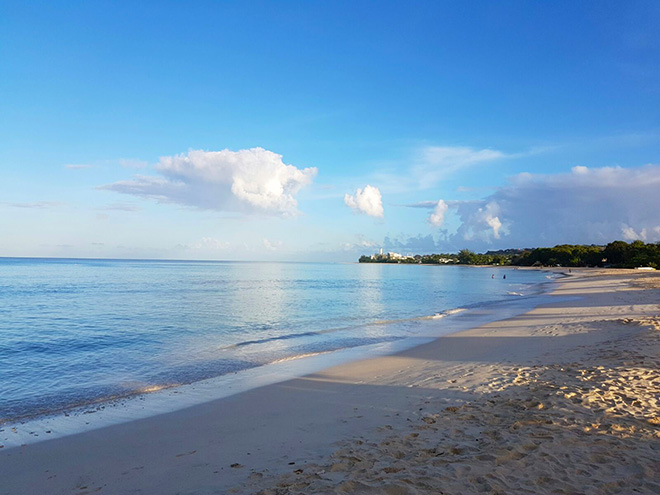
[{"xmin": 359, "ymin": 241, "xmax": 659, "ymax": 269}]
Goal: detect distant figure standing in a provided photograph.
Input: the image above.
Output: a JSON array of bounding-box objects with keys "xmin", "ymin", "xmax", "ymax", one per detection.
[
  {"xmin": 503, "ymin": 274, "xmax": 506, "ymax": 279},
  {"xmin": 492, "ymin": 274, "xmax": 494, "ymax": 279}
]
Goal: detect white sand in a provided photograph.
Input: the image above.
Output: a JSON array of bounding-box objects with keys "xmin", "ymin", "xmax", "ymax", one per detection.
[{"xmin": 1, "ymin": 269, "xmax": 658, "ymax": 495}]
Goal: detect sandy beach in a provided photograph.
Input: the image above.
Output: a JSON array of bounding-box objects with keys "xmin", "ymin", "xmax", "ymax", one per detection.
[{"xmin": 1, "ymin": 269, "xmax": 659, "ymax": 495}]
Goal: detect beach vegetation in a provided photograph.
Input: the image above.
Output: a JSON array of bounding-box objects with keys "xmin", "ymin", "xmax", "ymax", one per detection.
[{"xmin": 359, "ymin": 241, "xmax": 660, "ymax": 268}]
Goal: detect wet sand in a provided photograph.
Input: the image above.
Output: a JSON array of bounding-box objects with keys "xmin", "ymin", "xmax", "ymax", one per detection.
[{"xmin": 1, "ymin": 269, "xmax": 659, "ymax": 494}]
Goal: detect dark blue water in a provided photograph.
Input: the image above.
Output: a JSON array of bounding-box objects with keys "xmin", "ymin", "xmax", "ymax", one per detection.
[{"xmin": 0, "ymin": 258, "xmax": 551, "ymax": 422}]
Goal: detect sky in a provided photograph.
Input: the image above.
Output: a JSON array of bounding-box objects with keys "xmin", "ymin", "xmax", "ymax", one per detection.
[{"xmin": 1, "ymin": 0, "xmax": 659, "ymax": 261}]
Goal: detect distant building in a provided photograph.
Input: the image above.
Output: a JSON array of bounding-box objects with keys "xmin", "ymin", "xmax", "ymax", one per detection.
[{"xmin": 369, "ymin": 250, "xmax": 412, "ymax": 262}]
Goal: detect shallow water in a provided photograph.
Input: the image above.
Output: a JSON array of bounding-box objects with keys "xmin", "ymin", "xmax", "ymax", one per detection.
[{"xmin": 0, "ymin": 258, "xmax": 551, "ymax": 422}]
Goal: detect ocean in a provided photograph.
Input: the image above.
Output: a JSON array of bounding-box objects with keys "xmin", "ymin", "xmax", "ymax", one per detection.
[{"xmin": 0, "ymin": 258, "xmax": 553, "ymax": 425}]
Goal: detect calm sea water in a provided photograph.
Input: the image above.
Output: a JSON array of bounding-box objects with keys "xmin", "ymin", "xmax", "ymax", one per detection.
[{"xmin": 0, "ymin": 258, "xmax": 551, "ymax": 423}]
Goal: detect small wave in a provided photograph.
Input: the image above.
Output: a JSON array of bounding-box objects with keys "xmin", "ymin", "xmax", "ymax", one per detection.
[
  {"xmin": 269, "ymin": 350, "xmax": 334, "ymax": 364},
  {"xmin": 507, "ymin": 291, "xmax": 524, "ymax": 296},
  {"xmin": 221, "ymin": 316, "xmax": 427, "ymax": 351},
  {"xmin": 227, "ymin": 330, "xmax": 320, "ymax": 349},
  {"xmin": 427, "ymin": 307, "xmax": 467, "ymax": 319}
]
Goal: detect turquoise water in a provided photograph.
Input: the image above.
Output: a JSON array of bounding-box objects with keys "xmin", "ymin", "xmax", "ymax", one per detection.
[{"xmin": 0, "ymin": 258, "xmax": 551, "ymax": 423}]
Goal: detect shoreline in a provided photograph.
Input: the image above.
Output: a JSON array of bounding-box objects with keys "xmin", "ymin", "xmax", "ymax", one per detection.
[
  {"xmin": 1, "ymin": 269, "xmax": 658, "ymax": 494},
  {"xmin": 0, "ymin": 262, "xmax": 550, "ymax": 430},
  {"xmin": 1, "ymin": 268, "xmax": 558, "ymax": 448}
]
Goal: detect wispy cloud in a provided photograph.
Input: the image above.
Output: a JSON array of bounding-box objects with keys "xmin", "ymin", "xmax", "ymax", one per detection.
[
  {"xmin": 64, "ymin": 164, "xmax": 93, "ymax": 170},
  {"xmin": 367, "ymin": 145, "xmax": 517, "ymax": 194},
  {"xmin": 413, "ymin": 146, "xmax": 506, "ymax": 189},
  {"xmin": 1, "ymin": 201, "xmax": 65, "ymax": 209},
  {"xmin": 100, "ymin": 148, "xmax": 317, "ymax": 216}
]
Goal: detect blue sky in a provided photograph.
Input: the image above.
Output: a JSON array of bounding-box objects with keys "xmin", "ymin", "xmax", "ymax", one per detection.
[{"xmin": 1, "ymin": 1, "xmax": 659, "ymax": 261}]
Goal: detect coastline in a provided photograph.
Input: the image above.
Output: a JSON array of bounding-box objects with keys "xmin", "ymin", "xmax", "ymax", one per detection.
[
  {"xmin": 1, "ymin": 269, "xmax": 659, "ymax": 494},
  {"xmin": 0, "ymin": 260, "xmax": 550, "ymax": 428},
  {"xmin": 0, "ymin": 267, "xmax": 556, "ymax": 447}
]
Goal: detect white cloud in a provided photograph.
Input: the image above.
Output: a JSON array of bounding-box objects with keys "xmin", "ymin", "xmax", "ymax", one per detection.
[
  {"xmin": 416, "ymin": 164, "xmax": 660, "ymax": 248},
  {"xmin": 100, "ymin": 148, "xmax": 317, "ymax": 216},
  {"xmin": 64, "ymin": 164, "xmax": 93, "ymax": 170},
  {"xmin": 571, "ymin": 165, "xmax": 589, "ymax": 175},
  {"xmin": 621, "ymin": 225, "xmax": 644, "ymax": 241},
  {"xmin": 472, "ymin": 201, "xmax": 503, "ymax": 240},
  {"xmin": 367, "ymin": 145, "xmax": 514, "ymax": 194},
  {"xmin": 428, "ymin": 200, "xmax": 448, "ymax": 227},
  {"xmin": 344, "ymin": 185, "xmax": 384, "ymax": 218},
  {"xmin": 621, "ymin": 225, "xmax": 660, "ymax": 242}
]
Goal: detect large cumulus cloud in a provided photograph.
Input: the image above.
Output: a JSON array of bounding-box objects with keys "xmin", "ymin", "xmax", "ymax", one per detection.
[
  {"xmin": 420, "ymin": 164, "xmax": 660, "ymax": 248},
  {"xmin": 100, "ymin": 148, "xmax": 317, "ymax": 216}
]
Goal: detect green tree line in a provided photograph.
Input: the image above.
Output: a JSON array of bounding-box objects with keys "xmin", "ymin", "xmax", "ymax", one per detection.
[
  {"xmin": 512, "ymin": 241, "xmax": 660, "ymax": 268},
  {"xmin": 359, "ymin": 241, "xmax": 660, "ymax": 268}
]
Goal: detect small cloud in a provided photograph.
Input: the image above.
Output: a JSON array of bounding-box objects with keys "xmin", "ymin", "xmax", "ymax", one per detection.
[
  {"xmin": 621, "ymin": 225, "xmax": 643, "ymax": 241},
  {"xmin": 64, "ymin": 164, "xmax": 93, "ymax": 170},
  {"xmin": 344, "ymin": 185, "xmax": 384, "ymax": 218},
  {"xmin": 621, "ymin": 224, "xmax": 660, "ymax": 242}
]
